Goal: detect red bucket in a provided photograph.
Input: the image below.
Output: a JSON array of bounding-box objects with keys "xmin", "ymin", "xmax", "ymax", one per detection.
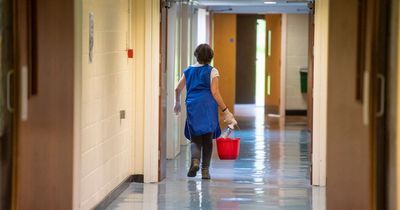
[{"xmin": 216, "ymin": 137, "xmax": 240, "ymax": 160}]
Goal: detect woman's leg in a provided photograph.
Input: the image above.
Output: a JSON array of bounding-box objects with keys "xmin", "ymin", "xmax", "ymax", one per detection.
[
  {"xmin": 188, "ymin": 135, "xmax": 202, "ymax": 177},
  {"xmin": 190, "ymin": 135, "xmax": 202, "ymax": 161},
  {"xmin": 201, "ymin": 133, "xmax": 213, "ymax": 179}
]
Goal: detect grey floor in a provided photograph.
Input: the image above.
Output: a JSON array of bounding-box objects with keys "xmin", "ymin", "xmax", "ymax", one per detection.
[{"xmin": 106, "ymin": 105, "xmax": 326, "ymax": 210}]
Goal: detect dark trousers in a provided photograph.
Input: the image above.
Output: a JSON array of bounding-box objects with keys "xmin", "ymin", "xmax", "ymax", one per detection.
[{"xmin": 190, "ymin": 133, "xmax": 213, "ymax": 169}]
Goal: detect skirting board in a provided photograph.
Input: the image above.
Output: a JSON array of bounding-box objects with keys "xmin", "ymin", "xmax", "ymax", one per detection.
[
  {"xmin": 132, "ymin": 174, "xmax": 144, "ymax": 183},
  {"xmin": 266, "ymin": 105, "xmax": 279, "ymax": 114},
  {"xmin": 286, "ymin": 109, "xmax": 307, "ymax": 116},
  {"xmin": 92, "ymin": 174, "xmax": 143, "ymax": 210}
]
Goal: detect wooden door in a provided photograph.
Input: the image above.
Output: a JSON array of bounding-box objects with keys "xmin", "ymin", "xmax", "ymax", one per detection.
[
  {"xmin": 213, "ymin": 14, "xmax": 237, "ymax": 126},
  {"xmin": 265, "ymin": 15, "xmax": 282, "ymax": 115},
  {"xmin": 15, "ymin": 0, "xmax": 75, "ymax": 209},
  {"xmin": 325, "ymin": 0, "xmax": 387, "ymax": 208},
  {"xmin": 369, "ymin": 0, "xmax": 391, "ymax": 208}
]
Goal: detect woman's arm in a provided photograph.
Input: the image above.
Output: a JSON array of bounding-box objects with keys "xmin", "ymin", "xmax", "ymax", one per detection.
[
  {"xmin": 211, "ymin": 77, "xmax": 237, "ymax": 128},
  {"xmin": 210, "ymin": 77, "xmax": 227, "ymax": 110},
  {"xmin": 174, "ymin": 75, "xmax": 186, "ymax": 114}
]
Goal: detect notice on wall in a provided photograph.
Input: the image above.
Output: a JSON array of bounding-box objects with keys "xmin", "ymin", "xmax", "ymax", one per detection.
[{"xmin": 89, "ymin": 12, "xmax": 94, "ymax": 63}]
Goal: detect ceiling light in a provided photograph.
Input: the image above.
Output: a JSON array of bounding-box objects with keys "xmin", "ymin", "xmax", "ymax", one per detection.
[{"xmin": 264, "ymin": 1, "xmax": 277, "ymax": 4}]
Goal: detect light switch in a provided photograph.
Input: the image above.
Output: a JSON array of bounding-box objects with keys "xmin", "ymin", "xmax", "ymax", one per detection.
[{"xmin": 120, "ymin": 110, "xmax": 126, "ymax": 119}]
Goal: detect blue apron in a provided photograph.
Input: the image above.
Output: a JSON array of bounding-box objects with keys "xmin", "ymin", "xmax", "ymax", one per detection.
[{"xmin": 184, "ymin": 64, "xmax": 221, "ymax": 140}]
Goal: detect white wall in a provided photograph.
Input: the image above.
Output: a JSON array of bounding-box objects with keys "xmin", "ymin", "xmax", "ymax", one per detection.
[
  {"xmin": 285, "ymin": 14, "xmax": 309, "ymax": 110},
  {"xmin": 165, "ymin": 4, "xmax": 208, "ymax": 157},
  {"xmin": 166, "ymin": 3, "xmax": 181, "ymax": 159},
  {"xmin": 197, "ymin": 8, "xmax": 207, "ymax": 45},
  {"xmin": 80, "ymin": 0, "xmax": 133, "ymax": 209},
  {"xmin": 313, "ymin": 0, "xmax": 329, "ymax": 186},
  {"xmin": 179, "ymin": 3, "xmax": 194, "ymax": 146},
  {"xmin": 132, "ymin": 0, "xmax": 160, "ymax": 183}
]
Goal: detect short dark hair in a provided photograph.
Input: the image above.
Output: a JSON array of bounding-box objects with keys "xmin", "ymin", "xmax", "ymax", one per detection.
[{"xmin": 194, "ymin": 44, "xmax": 214, "ymax": 64}]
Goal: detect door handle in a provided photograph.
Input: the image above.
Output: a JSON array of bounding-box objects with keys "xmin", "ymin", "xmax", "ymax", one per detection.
[
  {"xmin": 376, "ymin": 73, "xmax": 385, "ymax": 117},
  {"xmin": 363, "ymin": 71, "xmax": 370, "ymax": 125},
  {"xmin": 6, "ymin": 70, "xmax": 14, "ymax": 113},
  {"xmin": 21, "ymin": 66, "xmax": 28, "ymax": 121}
]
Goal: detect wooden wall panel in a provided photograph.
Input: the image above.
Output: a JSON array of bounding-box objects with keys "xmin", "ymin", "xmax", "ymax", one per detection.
[
  {"xmin": 15, "ymin": 0, "xmax": 75, "ymax": 209},
  {"xmin": 326, "ymin": 0, "xmax": 372, "ymax": 209},
  {"xmin": 395, "ymin": 2, "xmax": 400, "ymax": 207},
  {"xmin": 265, "ymin": 14, "xmax": 282, "ymax": 114},
  {"xmin": 213, "ymin": 14, "xmax": 237, "ymax": 125},
  {"xmin": 386, "ymin": 0, "xmax": 400, "ymax": 204},
  {"xmin": 395, "ymin": 3, "xmax": 400, "ymax": 207}
]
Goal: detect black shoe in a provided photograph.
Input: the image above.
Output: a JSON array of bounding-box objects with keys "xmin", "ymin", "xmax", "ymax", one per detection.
[
  {"xmin": 187, "ymin": 159, "xmax": 200, "ymax": 177},
  {"xmin": 201, "ymin": 168, "xmax": 211, "ymax": 179}
]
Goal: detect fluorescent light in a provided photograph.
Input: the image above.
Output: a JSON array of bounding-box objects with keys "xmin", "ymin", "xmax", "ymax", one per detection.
[{"xmin": 264, "ymin": 1, "xmax": 277, "ymax": 4}]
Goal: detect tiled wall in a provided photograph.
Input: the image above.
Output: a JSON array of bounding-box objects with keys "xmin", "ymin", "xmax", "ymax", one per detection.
[
  {"xmin": 81, "ymin": 0, "xmax": 132, "ymax": 209},
  {"xmin": 285, "ymin": 14, "xmax": 309, "ymax": 110}
]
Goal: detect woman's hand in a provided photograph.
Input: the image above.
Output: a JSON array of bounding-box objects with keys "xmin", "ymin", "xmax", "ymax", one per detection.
[
  {"xmin": 174, "ymin": 102, "xmax": 181, "ymax": 115},
  {"xmin": 174, "ymin": 75, "xmax": 186, "ymax": 115},
  {"xmin": 223, "ymin": 109, "xmax": 237, "ymax": 128}
]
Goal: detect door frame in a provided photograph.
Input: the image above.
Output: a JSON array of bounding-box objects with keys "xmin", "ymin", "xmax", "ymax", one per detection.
[
  {"xmin": 312, "ymin": 0, "xmax": 329, "ymax": 186},
  {"xmin": 73, "ymin": 0, "xmax": 82, "ymax": 208},
  {"xmin": 391, "ymin": 1, "xmax": 400, "ymax": 208},
  {"xmin": 389, "ymin": 0, "xmax": 400, "ymax": 208},
  {"xmin": 158, "ymin": 1, "xmax": 168, "ymax": 181},
  {"xmin": 307, "ymin": 2, "xmax": 315, "ymax": 184},
  {"xmin": 280, "ymin": 14, "xmax": 287, "ymax": 120},
  {"xmin": 265, "ymin": 14, "xmax": 282, "ymax": 116},
  {"xmin": 143, "ymin": 0, "xmax": 161, "ymax": 183},
  {"xmin": 369, "ymin": 0, "xmax": 391, "ymax": 208}
]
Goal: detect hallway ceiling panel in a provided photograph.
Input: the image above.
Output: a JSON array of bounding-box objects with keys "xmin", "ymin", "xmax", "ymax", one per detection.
[
  {"xmin": 197, "ymin": 0, "xmax": 308, "ymax": 6},
  {"xmin": 196, "ymin": 0, "xmax": 310, "ymax": 14}
]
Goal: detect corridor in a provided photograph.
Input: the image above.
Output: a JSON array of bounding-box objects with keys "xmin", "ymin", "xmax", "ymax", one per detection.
[
  {"xmin": 106, "ymin": 106, "xmax": 324, "ymax": 210},
  {"xmin": 3, "ymin": 0, "xmax": 399, "ymax": 209}
]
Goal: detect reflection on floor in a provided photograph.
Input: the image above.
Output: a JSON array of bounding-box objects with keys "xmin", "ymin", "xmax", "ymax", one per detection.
[{"xmin": 106, "ymin": 105, "xmax": 326, "ymax": 210}]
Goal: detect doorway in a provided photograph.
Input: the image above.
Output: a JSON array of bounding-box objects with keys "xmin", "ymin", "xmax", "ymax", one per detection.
[
  {"xmin": 235, "ymin": 15, "xmax": 267, "ymax": 120},
  {"xmin": 256, "ymin": 19, "xmax": 266, "ymax": 107}
]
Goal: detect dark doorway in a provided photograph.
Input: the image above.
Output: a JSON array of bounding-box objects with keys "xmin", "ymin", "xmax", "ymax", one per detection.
[{"xmin": 235, "ymin": 15, "xmax": 259, "ymax": 104}]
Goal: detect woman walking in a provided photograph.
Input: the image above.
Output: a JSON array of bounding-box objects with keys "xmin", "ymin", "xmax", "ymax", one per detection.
[{"xmin": 174, "ymin": 44, "xmax": 237, "ymax": 179}]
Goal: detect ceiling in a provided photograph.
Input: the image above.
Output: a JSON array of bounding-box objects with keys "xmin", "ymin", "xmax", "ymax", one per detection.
[{"xmin": 195, "ymin": 0, "xmax": 311, "ymax": 14}]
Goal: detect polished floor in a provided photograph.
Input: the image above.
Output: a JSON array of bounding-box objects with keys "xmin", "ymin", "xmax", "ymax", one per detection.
[{"xmin": 106, "ymin": 105, "xmax": 326, "ymax": 210}]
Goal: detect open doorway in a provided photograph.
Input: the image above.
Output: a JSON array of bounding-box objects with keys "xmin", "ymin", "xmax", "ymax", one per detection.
[
  {"xmin": 160, "ymin": 0, "xmax": 314, "ymax": 187},
  {"xmin": 234, "ymin": 15, "xmax": 267, "ymax": 120},
  {"xmin": 256, "ymin": 19, "xmax": 266, "ymax": 107},
  {"xmin": 213, "ymin": 11, "xmax": 313, "ymax": 183}
]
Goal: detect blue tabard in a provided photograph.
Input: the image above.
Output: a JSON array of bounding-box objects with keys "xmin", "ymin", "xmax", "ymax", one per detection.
[{"xmin": 184, "ymin": 64, "xmax": 221, "ymax": 140}]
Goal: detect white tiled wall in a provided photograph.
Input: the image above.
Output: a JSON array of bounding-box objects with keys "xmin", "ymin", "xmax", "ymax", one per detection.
[
  {"xmin": 81, "ymin": 0, "xmax": 132, "ymax": 209},
  {"xmin": 285, "ymin": 14, "xmax": 309, "ymax": 110}
]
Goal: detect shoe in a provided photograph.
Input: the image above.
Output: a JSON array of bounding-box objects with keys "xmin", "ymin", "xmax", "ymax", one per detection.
[
  {"xmin": 201, "ymin": 168, "xmax": 211, "ymax": 179},
  {"xmin": 187, "ymin": 159, "xmax": 200, "ymax": 177}
]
